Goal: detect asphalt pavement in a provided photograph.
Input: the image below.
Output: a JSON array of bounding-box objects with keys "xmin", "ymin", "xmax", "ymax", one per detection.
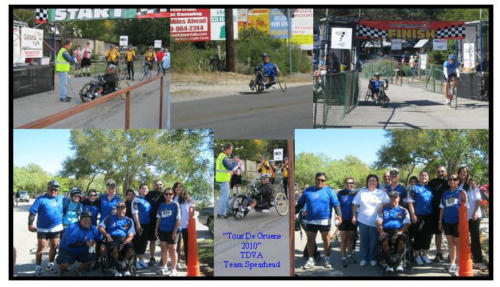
[
  {"xmin": 214, "ymin": 194, "xmax": 290, "ymax": 276},
  {"xmin": 13, "ymin": 73, "xmax": 170, "ymax": 129},
  {"xmin": 172, "ymin": 85, "xmax": 312, "ymax": 139},
  {"xmin": 316, "ymin": 78, "xmax": 489, "ymax": 129},
  {"xmin": 12, "ymin": 200, "xmax": 210, "ymax": 277}
]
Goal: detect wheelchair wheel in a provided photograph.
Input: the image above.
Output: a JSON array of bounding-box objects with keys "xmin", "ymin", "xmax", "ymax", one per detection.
[
  {"xmin": 364, "ymin": 89, "xmax": 371, "ymax": 102},
  {"xmin": 231, "ymin": 195, "xmax": 248, "ymax": 220},
  {"xmin": 80, "ymin": 83, "xmax": 97, "ymax": 103},
  {"xmin": 277, "ymin": 74, "xmax": 287, "ymax": 92},
  {"xmin": 274, "ymin": 192, "xmax": 288, "ymax": 216}
]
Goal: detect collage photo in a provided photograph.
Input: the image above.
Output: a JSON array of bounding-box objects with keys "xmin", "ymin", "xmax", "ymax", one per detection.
[{"xmin": 9, "ymin": 5, "xmax": 492, "ymax": 281}]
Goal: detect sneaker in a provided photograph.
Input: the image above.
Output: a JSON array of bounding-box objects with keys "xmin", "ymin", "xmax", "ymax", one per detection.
[
  {"xmin": 46, "ymin": 263, "xmax": 57, "ymax": 274},
  {"xmin": 35, "ymin": 266, "xmax": 42, "ymax": 277},
  {"xmin": 433, "ymin": 252, "xmax": 443, "ymax": 263},
  {"xmin": 157, "ymin": 266, "xmax": 169, "ymax": 275},
  {"xmin": 370, "ymin": 260, "xmax": 377, "ymax": 267},
  {"xmin": 114, "ymin": 269, "xmax": 123, "ymax": 277},
  {"xmin": 342, "ymin": 258, "xmax": 347, "ymax": 268},
  {"xmin": 261, "ymin": 209, "xmax": 270, "ymax": 213},
  {"xmin": 421, "ymin": 254, "xmax": 432, "ymax": 264},
  {"xmin": 169, "ymin": 269, "xmax": 178, "ymax": 277},
  {"xmin": 385, "ymin": 265, "xmax": 394, "ymax": 272},
  {"xmin": 445, "ymin": 99, "xmax": 450, "ymax": 105},
  {"xmin": 446, "ymin": 264, "xmax": 457, "ymax": 273},
  {"xmin": 177, "ymin": 262, "xmax": 183, "ymax": 269},
  {"xmin": 303, "ymin": 257, "xmax": 315, "ymax": 269},
  {"xmin": 415, "ymin": 255, "xmax": 424, "ymax": 266},
  {"xmin": 323, "ymin": 257, "xmax": 332, "ymax": 268},
  {"xmin": 269, "ymin": 201, "xmax": 275, "ymax": 207},
  {"xmin": 396, "ymin": 264, "xmax": 404, "ymax": 272},
  {"xmin": 148, "ymin": 257, "xmax": 156, "ymax": 266},
  {"xmin": 360, "ymin": 260, "xmax": 367, "ymax": 266},
  {"xmin": 60, "ymin": 97, "xmax": 71, "ymax": 102},
  {"xmin": 139, "ymin": 260, "xmax": 148, "ymax": 269},
  {"xmin": 136, "ymin": 261, "xmax": 144, "ymax": 270},
  {"xmin": 123, "ymin": 271, "xmax": 132, "ymax": 276}
]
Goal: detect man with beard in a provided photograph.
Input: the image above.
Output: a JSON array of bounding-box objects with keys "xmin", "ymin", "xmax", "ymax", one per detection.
[
  {"xmin": 145, "ymin": 180, "xmax": 165, "ymax": 266},
  {"xmin": 427, "ymin": 165, "xmax": 449, "ymax": 262}
]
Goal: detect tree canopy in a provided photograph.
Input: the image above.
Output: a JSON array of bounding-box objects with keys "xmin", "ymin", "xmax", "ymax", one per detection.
[{"xmin": 214, "ymin": 139, "xmax": 288, "ymax": 162}]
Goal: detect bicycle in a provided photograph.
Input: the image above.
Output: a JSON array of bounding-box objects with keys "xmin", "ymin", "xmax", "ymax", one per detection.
[
  {"xmin": 140, "ymin": 61, "xmax": 153, "ymax": 81},
  {"xmin": 276, "ymin": 73, "xmax": 287, "ymax": 93},
  {"xmin": 231, "ymin": 185, "xmax": 288, "ymax": 220},
  {"xmin": 447, "ymin": 77, "xmax": 458, "ymax": 109}
]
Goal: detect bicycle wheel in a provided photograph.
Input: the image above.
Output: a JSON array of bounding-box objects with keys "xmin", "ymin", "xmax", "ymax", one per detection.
[
  {"xmin": 231, "ymin": 195, "xmax": 247, "ymax": 220},
  {"xmin": 274, "ymin": 192, "xmax": 288, "ymax": 216},
  {"xmin": 453, "ymin": 86, "xmax": 458, "ymax": 110},
  {"xmin": 277, "ymin": 75, "xmax": 287, "ymax": 92},
  {"xmin": 139, "ymin": 66, "xmax": 148, "ymax": 81},
  {"xmin": 79, "ymin": 83, "xmax": 96, "ymax": 103},
  {"xmin": 119, "ymin": 81, "xmax": 131, "ymax": 100},
  {"xmin": 365, "ymin": 89, "xmax": 371, "ymax": 102}
]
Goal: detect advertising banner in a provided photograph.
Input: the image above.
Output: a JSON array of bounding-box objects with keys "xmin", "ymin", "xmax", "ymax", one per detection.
[
  {"xmin": 239, "ymin": 9, "xmax": 270, "ymax": 34},
  {"xmin": 269, "ymin": 9, "xmax": 288, "ymax": 39},
  {"xmin": 20, "ymin": 27, "xmax": 44, "ymax": 58},
  {"xmin": 433, "ymin": 39, "xmax": 448, "ymax": 50},
  {"xmin": 356, "ymin": 20, "xmax": 465, "ymax": 40},
  {"xmin": 48, "ymin": 9, "xmax": 138, "ymax": 22},
  {"xmin": 170, "ymin": 9, "xmax": 211, "ymax": 42},
  {"xmin": 291, "ymin": 9, "xmax": 313, "ymax": 50},
  {"xmin": 463, "ymin": 43, "xmax": 475, "ymax": 68},
  {"xmin": 210, "ymin": 9, "xmax": 226, "ymax": 41},
  {"xmin": 330, "ymin": 27, "xmax": 352, "ymax": 50}
]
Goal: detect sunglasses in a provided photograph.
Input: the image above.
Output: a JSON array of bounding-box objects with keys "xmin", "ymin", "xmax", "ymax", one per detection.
[
  {"xmin": 448, "ymin": 178, "xmax": 459, "ymax": 182},
  {"xmin": 116, "ymin": 205, "xmax": 126, "ymax": 209},
  {"xmin": 346, "ymin": 182, "xmax": 354, "ymax": 185},
  {"xmin": 89, "ymin": 194, "xmax": 97, "ymax": 197},
  {"xmin": 49, "ymin": 188, "xmax": 59, "ymax": 191},
  {"xmin": 164, "ymin": 193, "xmax": 174, "ymax": 196},
  {"xmin": 438, "ymin": 170, "xmax": 446, "ymax": 173},
  {"xmin": 154, "ymin": 183, "xmax": 163, "ymax": 186},
  {"xmin": 316, "ymin": 179, "xmax": 326, "ymax": 182}
]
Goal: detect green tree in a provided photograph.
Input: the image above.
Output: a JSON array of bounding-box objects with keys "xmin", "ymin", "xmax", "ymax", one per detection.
[{"xmin": 13, "ymin": 164, "xmax": 52, "ymax": 196}]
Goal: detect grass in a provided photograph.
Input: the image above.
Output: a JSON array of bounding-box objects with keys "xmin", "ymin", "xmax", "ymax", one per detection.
[{"xmin": 198, "ymin": 239, "xmax": 214, "ymax": 268}]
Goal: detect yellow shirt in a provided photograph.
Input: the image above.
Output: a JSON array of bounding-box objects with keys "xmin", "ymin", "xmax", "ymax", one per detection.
[
  {"xmin": 107, "ymin": 49, "xmax": 120, "ymax": 61},
  {"xmin": 126, "ymin": 50, "xmax": 136, "ymax": 62},
  {"xmin": 257, "ymin": 161, "xmax": 273, "ymax": 176},
  {"xmin": 144, "ymin": 50, "xmax": 156, "ymax": 62}
]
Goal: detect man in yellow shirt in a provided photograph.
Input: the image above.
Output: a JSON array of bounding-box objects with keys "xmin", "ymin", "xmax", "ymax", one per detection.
[
  {"xmin": 144, "ymin": 46, "xmax": 156, "ymax": 72},
  {"xmin": 106, "ymin": 45, "xmax": 120, "ymax": 67},
  {"xmin": 280, "ymin": 157, "xmax": 289, "ymax": 196},
  {"xmin": 257, "ymin": 156, "xmax": 273, "ymax": 178},
  {"xmin": 125, "ymin": 45, "xmax": 136, "ymax": 80}
]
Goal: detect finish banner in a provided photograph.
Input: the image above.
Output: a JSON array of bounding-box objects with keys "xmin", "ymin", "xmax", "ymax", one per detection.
[
  {"xmin": 356, "ymin": 20, "xmax": 465, "ymax": 40},
  {"xmin": 170, "ymin": 9, "xmax": 211, "ymax": 42},
  {"xmin": 47, "ymin": 8, "xmax": 170, "ymax": 22}
]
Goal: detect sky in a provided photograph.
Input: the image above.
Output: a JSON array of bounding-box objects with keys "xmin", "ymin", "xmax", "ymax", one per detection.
[
  {"xmin": 14, "ymin": 129, "xmax": 73, "ymax": 175},
  {"xmin": 295, "ymin": 129, "xmax": 389, "ymax": 165}
]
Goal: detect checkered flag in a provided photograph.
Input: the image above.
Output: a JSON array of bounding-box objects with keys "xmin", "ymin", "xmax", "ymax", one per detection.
[
  {"xmin": 136, "ymin": 8, "xmax": 169, "ymax": 18},
  {"xmin": 436, "ymin": 24, "xmax": 465, "ymax": 39},
  {"xmin": 356, "ymin": 24, "xmax": 388, "ymax": 38},
  {"xmin": 35, "ymin": 8, "xmax": 48, "ymax": 24}
]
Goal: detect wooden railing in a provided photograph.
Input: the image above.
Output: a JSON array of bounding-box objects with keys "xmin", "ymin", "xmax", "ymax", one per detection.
[{"xmin": 17, "ymin": 75, "xmax": 164, "ymax": 129}]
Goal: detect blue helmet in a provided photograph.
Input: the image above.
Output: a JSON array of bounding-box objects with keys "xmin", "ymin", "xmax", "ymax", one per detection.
[
  {"xmin": 70, "ymin": 187, "xmax": 82, "ymax": 198},
  {"xmin": 448, "ymin": 54, "xmax": 457, "ymax": 61}
]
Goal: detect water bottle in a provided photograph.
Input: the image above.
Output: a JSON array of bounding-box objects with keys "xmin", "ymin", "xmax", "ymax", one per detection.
[{"xmin": 88, "ymin": 244, "xmax": 95, "ymax": 254}]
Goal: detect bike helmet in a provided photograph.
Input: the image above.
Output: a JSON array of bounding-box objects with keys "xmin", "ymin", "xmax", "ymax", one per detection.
[
  {"xmin": 448, "ymin": 54, "xmax": 457, "ymax": 61},
  {"xmin": 261, "ymin": 173, "xmax": 270, "ymax": 179},
  {"xmin": 79, "ymin": 210, "xmax": 93, "ymax": 220},
  {"xmin": 374, "ymin": 72, "xmax": 380, "ymax": 77},
  {"xmin": 47, "ymin": 180, "xmax": 60, "ymax": 188},
  {"xmin": 261, "ymin": 53, "xmax": 269, "ymax": 58},
  {"xmin": 70, "ymin": 187, "xmax": 82, "ymax": 198}
]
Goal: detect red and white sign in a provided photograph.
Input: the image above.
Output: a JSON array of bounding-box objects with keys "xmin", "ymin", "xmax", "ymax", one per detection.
[
  {"xmin": 21, "ymin": 27, "xmax": 44, "ymax": 58},
  {"xmin": 170, "ymin": 9, "xmax": 210, "ymax": 42}
]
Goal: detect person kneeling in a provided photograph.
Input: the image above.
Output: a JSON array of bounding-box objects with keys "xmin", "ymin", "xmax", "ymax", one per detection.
[
  {"xmin": 376, "ymin": 191, "xmax": 410, "ymax": 273},
  {"xmin": 56, "ymin": 211, "xmax": 100, "ymax": 276}
]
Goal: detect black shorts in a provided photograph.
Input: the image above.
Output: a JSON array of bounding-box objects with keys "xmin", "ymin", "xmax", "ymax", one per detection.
[
  {"xmin": 338, "ymin": 220, "xmax": 357, "ymax": 231},
  {"xmin": 431, "ymin": 213, "xmax": 442, "ymax": 234},
  {"xmin": 56, "ymin": 248, "xmax": 95, "ymax": 265},
  {"xmin": 304, "ymin": 224, "xmax": 330, "ymax": 233},
  {"xmin": 231, "ymin": 175, "xmax": 242, "ymax": 188},
  {"xmin": 143, "ymin": 223, "xmax": 157, "ymax": 241},
  {"xmin": 446, "ymin": 73, "xmax": 458, "ymax": 82},
  {"xmin": 81, "ymin": 58, "xmax": 91, "ymax": 67},
  {"xmin": 159, "ymin": 231, "xmax": 178, "ymax": 244},
  {"xmin": 37, "ymin": 231, "xmax": 61, "ymax": 240},
  {"xmin": 443, "ymin": 222, "xmax": 459, "ymax": 237}
]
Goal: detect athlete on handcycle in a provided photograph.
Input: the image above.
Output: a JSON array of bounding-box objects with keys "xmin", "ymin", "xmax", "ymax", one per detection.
[
  {"xmin": 368, "ymin": 73, "xmax": 389, "ymax": 102},
  {"xmin": 249, "ymin": 53, "xmax": 281, "ymax": 91},
  {"xmin": 98, "ymin": 201, "xmax": 136, "ymax": 277},
  {"xmin": 376, "ymin": 191, "xmax": 411, "ymax": 273},
  {"xmin": 247, "ymin": 173, "xmax": 274, "ymax": 212},
  {"xmin": 443, "ymin": 54, "xmax": 460, "ymax": 105}
]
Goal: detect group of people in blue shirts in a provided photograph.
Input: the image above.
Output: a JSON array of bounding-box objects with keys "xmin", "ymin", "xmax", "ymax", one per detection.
[
  {"xmin": 27, "ymin": 178, "xmax": 193, "ymax": 277},
  {"xmin": 295, "ymin": 165, "xmax": 487, "ymax": 275}
]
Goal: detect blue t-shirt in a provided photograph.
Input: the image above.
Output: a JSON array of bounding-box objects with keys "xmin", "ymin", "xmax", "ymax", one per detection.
[
  {"xmin": 379, "ymin": 205, "xmax": 410, "ymax": 230},
  {"xmin": 156, "ymin": 202, "xmax": 181, "ymax": 232},
  {"xmin": 62, "ymin": 198, "xmax": 82, "ymax": 228},
  {"xmin": 133, "ymin": 196, "xmax": 152, "ymax": 225},
  {"xmin": 409, "ymin": 184, "xmax": 434, "ymax": 216},
  {"xmin": 369, "ymin": 79, "xmax": 381, "ymax": 91},
  {"xmin": 440, "ymin": 189, "xmax": 463, "ymax": 224},
  {"xmin": 29, "ymin": 194, "xmax": 65, "ymax": 232},
  {"xmin": 99, "ymin": 194, "xmax": 121, "ymax": 222},
  {"xmin": 337, "ymin": 189, "xmax": 357, "ymax": 220},
  {"xmin": 59, "ymin": 222, "xmax": 101, "ymax": 254},
  {"xmin": 263, "ymin": 62, "xmax": 277, "ymax": 78},
  {"xmin": 81, "ymin": 199, "xmax": 100, "ymax": 226},
  {"xmin": 444, "ymin": 60, "xmax": 460, "ymax": 76},
  {"xmin": 99, "ymin": 214, "xmax": 135, "ymax": 238},
  {"xmin": 385, "ymin": 184, "xmax": 406, "ymax": 199},
  {"xmin": 297, "ymin": 186, "xmax": 340, "ymax": 225}
]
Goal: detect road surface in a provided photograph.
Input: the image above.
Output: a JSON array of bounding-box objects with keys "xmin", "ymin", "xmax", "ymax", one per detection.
[
  {"xmin": 315, "ymin": 78, "xmax": 489, "ymax": 129},
  {"xmin": 12, "ymin": 199, "xmax": 209, "ymax": 277},
  {"xmin": 172, "ymin": 85, "xmax": 312, "ymax": 139},
  {"xmin": 13, "ymin": 74, "xmax": 170, "ymax": 129},
  {"xmin": 214, "ymin": 195, "xmax": 290, "ymax": 276}
]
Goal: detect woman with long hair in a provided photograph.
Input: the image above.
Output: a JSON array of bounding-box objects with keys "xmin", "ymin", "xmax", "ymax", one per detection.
[{"xmin": 172, "ymin": 182, "xmax": 193, "ymax": 268}]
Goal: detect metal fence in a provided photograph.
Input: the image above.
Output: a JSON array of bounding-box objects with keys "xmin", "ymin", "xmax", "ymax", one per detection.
[{"xmin": 313, "ymin": 71, "xmax": 359, "ymax": 128}]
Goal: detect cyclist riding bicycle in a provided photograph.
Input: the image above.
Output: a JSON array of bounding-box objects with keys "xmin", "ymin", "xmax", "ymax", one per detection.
[
  {"xmin": 144, "ymin": 46, "xmax": 156, "ymax": 72},
  {"xmin": 250, "ymin": 53, "xmax": 280, "ymax": 90},
  {"xmin": 443, "ymin": 54, "xmax": 460, "ymax": 104},
  {"xmin": 368, "ymin": 72, "xmax": 383, "ymax": 101},
  {"xmin": 106, "ymin": 45, "xmax": 120, "ymax": 67}
]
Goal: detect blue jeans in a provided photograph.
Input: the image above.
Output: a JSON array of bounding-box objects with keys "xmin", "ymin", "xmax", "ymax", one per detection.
[
  {"xmin": 358, "ymin": 222, "xmax": 379, "ymax": 261},
  {"xmin": 217, "ymin": 181, "xmax": 231, "ymax": 216},
  {"xmin": 59, "ymin": 72, "xmax": 68, "ymax": 100}
]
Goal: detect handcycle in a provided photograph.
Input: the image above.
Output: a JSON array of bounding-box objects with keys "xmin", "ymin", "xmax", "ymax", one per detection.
[
  {"xmin": 98, "ymin": 240, "xmax": 137, "ymax": 277},
  {"xmin": 79, "ymin": 72, "xmax": 130, "ymax": 102},
  {"xmin": 249, "ymin": 64, "xmax": 287, "ymax": 94},
  {"xmin": 365, "ymin": 78, "xmax": 390, "ymax": 107},
  {"xmin": 231, "ymin": 184, "xmax": 288, "ymax": 220}
]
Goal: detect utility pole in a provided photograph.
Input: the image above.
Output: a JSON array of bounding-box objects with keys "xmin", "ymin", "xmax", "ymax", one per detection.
[
  {"xmin": 225, "ymin": 8, "xmax": 235, "ymax": 72},
  {"xmin": 287, "ymin": 9, "xmax": 293, "ymax": 77}
]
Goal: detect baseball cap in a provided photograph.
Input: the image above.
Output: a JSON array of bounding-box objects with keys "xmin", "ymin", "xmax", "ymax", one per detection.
[
  {"xmin": 390, "ymin": 168, "xmax": 399, "ymax": 176},
  {"xmin": 106, "ymin": 179, "xmax": 117, "ymax": 187}
]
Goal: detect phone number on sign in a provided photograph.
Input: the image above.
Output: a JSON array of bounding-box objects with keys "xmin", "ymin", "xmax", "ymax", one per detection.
[{"xmin": 171, "ymin": 25, "xmax": 207, "ymax": 33}]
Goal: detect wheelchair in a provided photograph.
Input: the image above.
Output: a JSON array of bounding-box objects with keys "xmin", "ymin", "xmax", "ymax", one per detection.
[
  {"xmin": 98, "ymin": 240, "xmax": 137, "ymax": 276},
  {"xmin": 376, "ymin": 230, "xmax": 413, "ymax": 276}
]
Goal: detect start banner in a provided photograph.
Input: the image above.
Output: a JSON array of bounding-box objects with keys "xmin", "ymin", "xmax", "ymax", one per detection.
[
  {"xmin": 47, "ymin": 8, "xmax": 172, "ymax": 22},
  {"xmin": 356, "ymin": 20, "xmax": 465, "ymax": 40},
  {"xmin": 170, "ymin": 9, "xmax": 211, "ymax": 42}
]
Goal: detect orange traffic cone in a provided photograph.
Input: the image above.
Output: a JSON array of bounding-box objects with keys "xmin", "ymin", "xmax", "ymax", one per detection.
[
  {"xmin": 187, "ymin": 206, "xmax": 200, "ymax": 276},
  {"xmin": 458, "ymin": 191, "xmax": 474, "ymax": 277}
]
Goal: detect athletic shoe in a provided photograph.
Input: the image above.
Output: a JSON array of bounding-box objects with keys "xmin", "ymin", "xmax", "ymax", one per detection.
[
  {"xmin": 169, "ymin": 269, "xmax": 178, "ymax": 277},
  {"xmin": 60, "ymin": 97, "xmax": 72, "ymax": 102},
  {"xmin": 157, "ymin": 266, "xmax": 169, "ymax": 275},
  {"xmin": 177, "ymin": 262, "xmax": 183, "ymax": 269},
  {"xmin": 114, "ymin": 269, "xmax": 123, "ymax": 277},
  {"xmin": 323, "ymin": 257, "xmax": 332, "ymax": 268},
  {"xmin": 269, "ymin": 201, "xmax": 275, "ymax": 207},
  {"xmin": 123, "ymin": 271, "xmax": 132, "ymax": 276},
  {"xmin": 360, "ymin": 260, "xmax": 367, "ymax": 266},
  {"xmin": 342, "ymin": 258, "xmax": 347, "ymax": 268},
  {"xmin": 148, "ymin": 257, "xmax": 156, "ymax": 266},
  {"xmin": 396, "ymin": 264, "xmax": 404, "ymax": 272},
  {"xmin": 136, "ymin": 261, "xmax": 144, "ymax": 270},
  {"xmin": 445, "ymin": 99, "xmax": 450, "ymax": 105},
  {"xmin": 385, "ymin": 265, "xmax": 394, "ymax": 272},
  {"xmin": 433, "ymin": 253, "xmax": 443, "ymax": 263},
  {"xmin": 46, "ymin": 263, "xmax": 57, "ymax": 274},
  {"xmin": 422, "ymin": 254, "xmax": 432, "ymax": 264},
  {"xmin": 303, "ymin": 257, "xmax": 315, "ymax": 269},
  {"xmin": 261, "ymin": 209, "xmax": 270, "ymax": 213},
  {"xmin": 446, "ymin": 264, "xmax": 457, "ymax": 273},
  {"xmin": 139, "ymin": 260, "xmax": 148, "ymax": 269},
  {"xmin": 370, "ymin": 260, "xmax": 377, "ymax": 267},
  {"xmin": 415, "ymin": 255, "xmax": 424, "ymax": 266}
]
